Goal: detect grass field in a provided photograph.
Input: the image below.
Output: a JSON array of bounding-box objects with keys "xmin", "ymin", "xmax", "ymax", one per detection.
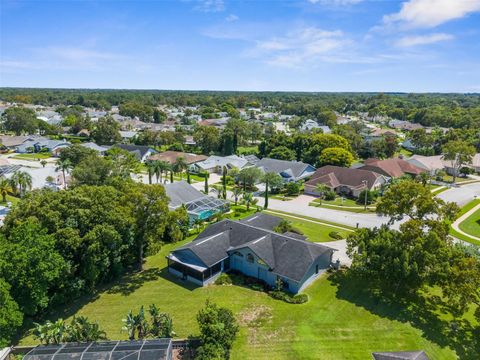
[
  {"xmin": 0, "ymin": 194, "xmax": 20, "ymax": 206},
  {"xmin": 18, "ymin": 237, "xmax": 475, "ymax": 359},
  {"xmin": 12, "ymin": 153, "xmax": 52, "ymax": 160}
]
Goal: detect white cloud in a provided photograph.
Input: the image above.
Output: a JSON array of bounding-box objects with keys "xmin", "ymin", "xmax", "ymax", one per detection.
[
  {"xmin": 195, "ymin": 0, "xmax": 225, "ymax": 13},
  {"xmin": 225, "ymin": 14, "xmax": 239, "ymax": 22},
  {"xmin": 384, "ymin": 0, "xmax": 480, "ymax": 29},
  {"xmin": 395, "ymin": 33, "xmax": 454, "ymax": 47},
  {"xmin": 249, "ymin": 27, "xmax": 351, "ymax": 68},
  {"xmin": 308, "ymin": 0, "xmax": 363, "ymax": 5}
]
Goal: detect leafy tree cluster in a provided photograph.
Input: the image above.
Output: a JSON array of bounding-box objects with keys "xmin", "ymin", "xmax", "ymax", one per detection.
[
  {"xmin": 123, "ymin": 304, "xmax": 174, "ymax": 340},
  {"xmin": 0, "ymin": 182, "xmax": 188, "ymax": 345},
  {"xmin": 119, "ymin": 102, "xmax": 154, "ymax": 122},
  {"xmin": 195, "ymin": 300, "xmax": 239, "ymax": 360},
  {"xmin": 33, "ymin": 316, "xmax": 106, "ymax": 345}
]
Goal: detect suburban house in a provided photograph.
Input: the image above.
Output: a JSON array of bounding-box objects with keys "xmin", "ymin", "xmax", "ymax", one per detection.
[
  {"xmin": 300, "ymin": 119, "xmax": 331, "ymax": 133},
  {"xmin": 304, "ymin": 165, "xmax": 388, "ymax": 198},
  {"xmin": 164, "ymin": 181, "xmax": 229, "ymax": 222},
  {"xmin": 149, "ymin": 151, "xmax": 207, "ymax": 166},
  {"xmin": 0, "ymin": 135, "xmax": 40, "ymax": 150},
  {"xmin": 255, "ymin": 158, "xmax": 316, "ymax": 182},
  {"xmin": 358, "ymin": 158, "xmax": 425, "ymax": 178},
  {"xmin": 406, "ymin": 155, "xmax": 448, "ymax": 175},
  {"xmin": 364, "ymin": 128, "xmax": 398, "ymax": 142},
  {"xmin": 190, "ymin": 155, "xmax": 253, "ymax": 174},
  {"xmin": 80, "ymin": 142, "xmax": 110, "ymax": 154},
  {"xmin": 16, "ymin": 138, "xmax": 71, "ymax": 155},
  {"xmin": 119, "ymin": 130, "xmax": 138, "ymax": 141},
  {"xmin": 388, "ymin": 120, "xmax": 424, "ymax": 131},
  {"xmin": 167, "ymin": 213, "xmax": 336, "ymax": 293},
  {"xmin": 115, "ymin": 144, "xmax": 157, "ymax": 162}
]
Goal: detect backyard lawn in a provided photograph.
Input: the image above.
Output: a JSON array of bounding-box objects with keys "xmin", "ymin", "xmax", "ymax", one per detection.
[{"xmin": 18, "ymin": 239, "xmax": 473, "ymax": 359}]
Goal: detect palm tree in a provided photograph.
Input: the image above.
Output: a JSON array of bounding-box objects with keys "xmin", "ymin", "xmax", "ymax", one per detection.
[
  {"xmin": 145, "ymin": 160, "xmax": 156, "ymax": 184},
  {"xmin": 155, "ymin": 161, "xmax": 170, "ymax": 183},
  {"xmin": 243, "ymin": 192, "xmax": 257, "ymax": 211},
  {"xmin": 0, "ymin": 178, "xmax": 12, "ymax": 203},
  {"xmin": 315, "ymin": 183, "xmax": 329, "ymax": 205},
  {"xmin": 232, "ymin": 186, "xmax": 242, "ymax": 206},
  {"xmin": 11, "ymin": 171, "xmax": 32, "ymax": 197},
  {"xmin": 55, "ymin": 159, "xmax": 72, "ymax": 189},
  {"xmin": 173, "ymin": 157, "xmax": 188, "ymax": 180},
  {"xmin": 122, "ymin": 310, "xmax": 138, "ymax": 340}
]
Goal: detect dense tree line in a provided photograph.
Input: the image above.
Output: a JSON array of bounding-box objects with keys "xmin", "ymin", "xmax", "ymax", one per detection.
[
  {"xmin": 1, "ymin": 89, "xmax": 479, "ymax": 129},
  {"xmin": 0, "ymin": 180, "xmax": 188, "ymax": 346}
]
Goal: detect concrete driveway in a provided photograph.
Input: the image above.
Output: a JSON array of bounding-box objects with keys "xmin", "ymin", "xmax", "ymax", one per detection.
[
  {"xmin": 327, "ymin": 239, "xmax": 351, "ymax": 267},
  {"xmin": 436, "ymin": 181, "xmax": 480, "ymax": 206}
]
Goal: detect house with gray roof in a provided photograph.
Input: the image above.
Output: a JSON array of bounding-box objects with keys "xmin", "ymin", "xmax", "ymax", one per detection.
[
  {"xmin": 255, "ymin": 158, "xmax": 316, "ymax": 182},
  {"xmin": 115, "ymin": 144, "xmax": 157, "ymax": 162},
  {"xmin": 164, "ymin": 181, "xmax": 229, "ymax": 222},
  {"xmin": 16, "ymin": 138, "xmax": 71, "ymax": 155},
  {"xmin": 167, "ymin": 213, "xmax": 335, "ymax": 293},
  {"xmin": 80, "ymin": 142, "xmax": 110, "ymax": 154},
  {"xmin": 190, "ymin": 155, "xmax": 253, "ymax": 174}
]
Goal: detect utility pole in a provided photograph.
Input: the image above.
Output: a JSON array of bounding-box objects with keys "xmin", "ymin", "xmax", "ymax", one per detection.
[{"xmin": 362, "ymin": 180, "xmax": 368, "ymax": 211}]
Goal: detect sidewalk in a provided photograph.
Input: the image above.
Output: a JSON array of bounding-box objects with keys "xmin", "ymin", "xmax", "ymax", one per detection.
[{"xmin": 451, "ymin": 203, "xmax": 480, "ymax": 242}]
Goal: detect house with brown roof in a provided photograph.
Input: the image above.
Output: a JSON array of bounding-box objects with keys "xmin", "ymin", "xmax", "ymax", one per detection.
[
  {"xmin": 149, "ymin": 151, "xmax": 207, "ymax": 165},
  {"xmin": 359, "ymin": 158, "xmax": 425, "ymax": 178},
  {"xmin": 304, "ymin": 165, "xmax": 388, "ymax": 198}
]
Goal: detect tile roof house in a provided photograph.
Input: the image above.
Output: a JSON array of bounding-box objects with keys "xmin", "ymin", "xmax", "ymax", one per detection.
[
  {"xmin": 164, "ymin": 181, "xmax": 229, "ymax": 222},
  {"xmin": 167, "ymin": 213, "xmax": 335, "ymax": 293},
  {"xmin": 304, "ymin": 165, "xmax": 388, "ymax": 198},
  {"xmin": 255, "ymin": 158, "xmax": 316, "ymax": 182},
  {"xmin": 190, "ymin": 155, "xmax": 253, "ymax": 174},
  {"xmin": 359, "ymin": 158, "xmax": 425, "ymax": 178},
  {"xmin": 149, "ymin": 151, "xmax": 207, "ymax": 165},
  {"xmin": 372, "ymin": 351, "xmax": 429, "ymax": 360},
  {"xmin": 115, "ymin": 144, "xmax": 157, "ymax": 162},
  {"xmin": 0, "ymin": 135, "xmax": 39, "ymax": 148},
  {"xmin": 406, "ymin": 155, "xmax": 449, "ymax": 175},
  {"xmin": 388, "ymin": 120, "xmax": 424, "ymax": 131}
]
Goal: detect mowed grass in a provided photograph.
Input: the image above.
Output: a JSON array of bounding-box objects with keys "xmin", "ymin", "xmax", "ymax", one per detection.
[
  {"xmin": 263, "ymin": 210, "xmax": 352, "ymax": 242},
  {"xmin": 13, "ymin": 153, "xmax": 52, "ymax": 160},
  {"xmin": 450, "ymin": 199, "xmax": 480, "ymax": 245},
  {"xmin": 19, "ymin": 239, "xmax": 468, "ymax": 359},
  {"xmin": 459, "ymin": 206, "xmax": 480, "ymax": 239}
]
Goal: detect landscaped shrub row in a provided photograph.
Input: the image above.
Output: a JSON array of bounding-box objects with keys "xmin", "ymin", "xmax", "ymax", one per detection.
[
  {"xmin": 269, "ymin": 290, "xmax": 309, "ymax": 304},
  {"xmin": 329, "ymin": 231, "xmax": 343, "ymax": 240}
]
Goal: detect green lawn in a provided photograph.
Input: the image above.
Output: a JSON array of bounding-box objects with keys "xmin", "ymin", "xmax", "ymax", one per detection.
[
  {"xmin": 18, "ymin": 239, "xmax": 473, "ymax": 359},
  {"xmin": 309, "ymin": 197, "xmax": 376, "ymax": 213},
  {"xmin": 449, "ymin": 199, "xmax": 480, "ymax": 246},
  {"xmin": 12, "ymin": 153, "xmax": 52, "ymax": 160},
  {"xmin": 263, "ymin": 210, "xmax": 352, "ymax": 242},
  {"xmin": 458, "ymin": 204, "xmax": 480, "ymax": 240},
  {"xmin": 0, "ymin": 194, "xmax": 20, "ymax": 206}
]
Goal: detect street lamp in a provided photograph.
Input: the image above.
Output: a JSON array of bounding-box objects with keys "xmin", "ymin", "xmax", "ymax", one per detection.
[{"xmin": 362, "ymin": 180, "xmax": 368, "ymax": 211}]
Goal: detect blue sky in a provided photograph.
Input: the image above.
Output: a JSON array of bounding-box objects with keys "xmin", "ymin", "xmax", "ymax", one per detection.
[{"xmin": 1, "ymin": 0, "xmax": 479, "ymax": 92}]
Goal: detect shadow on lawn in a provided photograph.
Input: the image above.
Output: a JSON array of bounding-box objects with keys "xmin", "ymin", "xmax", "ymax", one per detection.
[{"xmin": 330, "ymin": 271, "xmax": 480, "ymax": 359}]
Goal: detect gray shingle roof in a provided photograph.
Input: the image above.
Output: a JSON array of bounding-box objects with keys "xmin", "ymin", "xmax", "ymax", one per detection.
[
  {"xmin": 372, "ymin": 351, "xmax": 429, "ymax": 360},
  {"xmin": 240, "ymin": 213, "xmax": 283, "ymax": 231},
  {"xmin": 172, "ymin": 217, "xmax": 334, "ymax": 282},
  {"xmin": 164, "ymin": 181, "xmax": 206, "ymax": 208},
  {"xmin": 115, "ymin": 144, "xmax": 155, "ymax": 159},
  {"xmin": 255, "ymin": 158, "xmax": 313, "ymax": 179}
]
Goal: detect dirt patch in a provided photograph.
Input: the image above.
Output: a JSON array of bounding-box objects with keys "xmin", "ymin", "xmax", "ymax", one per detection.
[{"xmin": 238, "ymin": 305, "xmax": 272, "ymax": 327}]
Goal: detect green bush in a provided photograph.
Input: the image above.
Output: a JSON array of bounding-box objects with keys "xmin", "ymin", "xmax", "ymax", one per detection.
[
  {"xmin": 291, "ymin": 294, "xmax": 309, "ymax": 304},
  {"xmin": 215, "ymin": 273, "xmax": 232, "ymax": 285},
  {"xmin": 324, "ymin": 190, "xmax": 336, "ymax": 201},
  {"xmin": 285, "ymin": 182, "xmax": 301, "ymax": 196},
  {"xmin": 268, "ymin": 290, "xmax": 309, "ymax": 304},
  {"xmin": 329, "ymin": 231, "xmax": 343, "ymax": 240}
]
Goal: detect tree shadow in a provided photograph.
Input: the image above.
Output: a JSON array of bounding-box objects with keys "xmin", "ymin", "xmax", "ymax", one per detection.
[
  {"xmin": 157, "ymin": 267, "xmax": 201, "ymax": 292},
  {"xmin": 106, "ymin": 268, "xmax": 161, "ymax": 296},
  {"xmin": 330, "ymin": 271, "xmax": 480, "ymax": 359}
]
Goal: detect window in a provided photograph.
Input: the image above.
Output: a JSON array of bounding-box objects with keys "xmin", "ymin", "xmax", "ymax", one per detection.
[
  {"xmin": 233, "ymin": 251, "xmax": 243, "ymax": 257},
  {"xmin": 246, "ymin": 253, "xmax": 254, "ymax": 264}
]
